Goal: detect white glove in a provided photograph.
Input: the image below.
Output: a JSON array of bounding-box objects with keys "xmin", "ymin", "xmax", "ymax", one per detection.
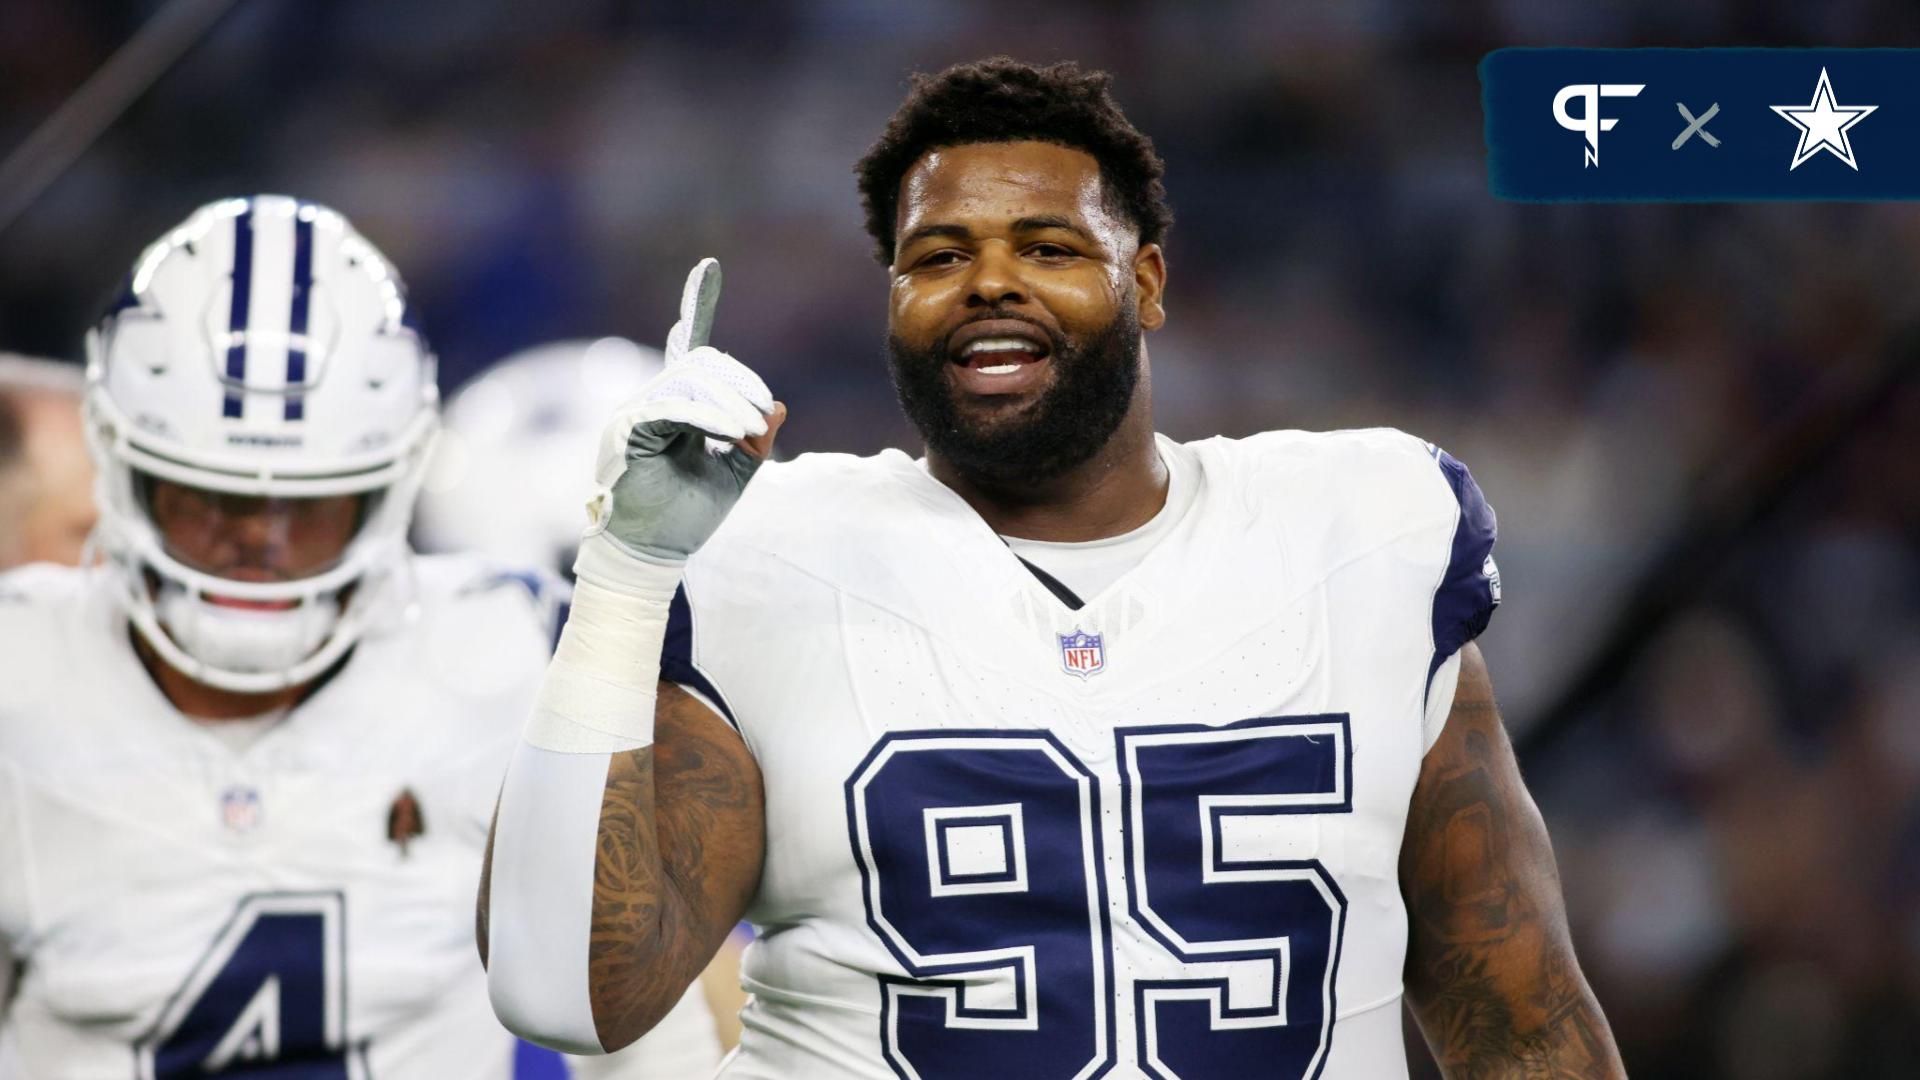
[{"xmin": 585, "ymin": 257, "xmax": 776, "ymax": 565}]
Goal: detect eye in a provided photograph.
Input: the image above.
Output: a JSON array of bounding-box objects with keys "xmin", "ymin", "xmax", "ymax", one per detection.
[
  {"xmin": 916, "ymin": 250, "xmax": 964, "ymax": 268},
  {"xmin": 1026, "ymin": 242, "xmax": 1076, "ymax": 259},
  {"xmin": 170, "ymin": 487, "xmax": 216, "ymax": 514}
]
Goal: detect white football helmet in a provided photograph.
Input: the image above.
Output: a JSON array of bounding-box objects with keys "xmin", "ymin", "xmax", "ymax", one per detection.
[
  {"xmin": 415, "ymin": 338, "xmax": 664, "ymax": 575},
  {"xmin": 85, "ymin": 196, "xmax": 438, "ymax": 693}
]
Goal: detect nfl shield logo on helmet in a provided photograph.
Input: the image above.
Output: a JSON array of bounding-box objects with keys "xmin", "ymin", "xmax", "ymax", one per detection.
[{"xmin": 1058, "ymin": 629, "xmax": 1105, "ymax": 679}]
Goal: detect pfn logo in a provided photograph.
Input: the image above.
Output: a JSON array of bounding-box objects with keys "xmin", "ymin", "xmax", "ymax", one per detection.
[{"xmin": 1553, "ymin": 83, "xmax": 1645, "ymax": 166}]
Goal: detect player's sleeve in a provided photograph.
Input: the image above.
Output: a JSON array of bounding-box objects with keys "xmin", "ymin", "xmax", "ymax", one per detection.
[
  {"xmin": 658, "ymin": 582, "xmax": 739, "ymax": 732},
  {"xmin": 1422, "ymin": 446, "xmax": 1501, "ymax": 750}
]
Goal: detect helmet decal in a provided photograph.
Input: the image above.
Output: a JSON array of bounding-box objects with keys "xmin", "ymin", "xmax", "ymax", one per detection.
[{"xmin": 220, "ymin": 205, "xmax": 252, "ymax": 420}]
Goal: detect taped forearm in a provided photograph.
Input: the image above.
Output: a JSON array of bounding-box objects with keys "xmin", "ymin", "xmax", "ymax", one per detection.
[{"xmin": 524, "ymin": 532, "xmax": 684, "ymax": 754}]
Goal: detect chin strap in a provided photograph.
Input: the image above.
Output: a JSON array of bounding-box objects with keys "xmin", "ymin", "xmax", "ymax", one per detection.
[{"xmin": 154, "ymin": 581, "xmax": 338, "ymax": 675}]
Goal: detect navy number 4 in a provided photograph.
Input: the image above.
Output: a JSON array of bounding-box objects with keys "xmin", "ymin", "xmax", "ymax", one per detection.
[
  {"xmin": 139, "ymin": 892, "xmax": 353, "ymax": 1080},
  {"xmin": 848, "ymin": 717, "xmax": 1350, "ymax": 1080}
]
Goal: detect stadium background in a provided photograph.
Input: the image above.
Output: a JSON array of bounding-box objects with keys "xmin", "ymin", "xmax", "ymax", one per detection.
[{"xmin": 2, "ymin": 2, "xmax": 1916, "ymax": 1077}]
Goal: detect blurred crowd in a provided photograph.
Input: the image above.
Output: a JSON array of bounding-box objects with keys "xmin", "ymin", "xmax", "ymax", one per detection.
[{"xmin": 1, "ymin": 2, "xmax": 1916, "ymax": 1076}]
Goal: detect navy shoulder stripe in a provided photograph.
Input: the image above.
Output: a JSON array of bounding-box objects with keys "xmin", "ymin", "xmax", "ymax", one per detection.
[
  {"xmin": 1429, "ymin": 447, "xmax": 1500, "ymax": 686},
  {"xmin": 661, "ymin": 583, "xmax": 738, "ymax": 730}
]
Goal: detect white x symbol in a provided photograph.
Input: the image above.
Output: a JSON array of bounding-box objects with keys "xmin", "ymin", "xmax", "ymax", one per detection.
[{"xmin": 1673, "ymin": 102, "xmax": 1721, "ymax": 149}]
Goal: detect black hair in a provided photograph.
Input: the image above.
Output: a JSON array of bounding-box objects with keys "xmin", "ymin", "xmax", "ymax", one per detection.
[{"xmin": 856, "ymin": 57, "xmax": 1172, "ymax": 265}]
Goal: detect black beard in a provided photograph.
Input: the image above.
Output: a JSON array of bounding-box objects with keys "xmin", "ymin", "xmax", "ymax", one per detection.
[{"xmin": 887, "ymin": 304, "xmax": 1141, "ymax": 490}]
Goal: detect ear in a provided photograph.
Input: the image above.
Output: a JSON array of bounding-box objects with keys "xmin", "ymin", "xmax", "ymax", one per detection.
[{"xmin": 1133, "ymin": 243, "xmax": 1167, "ymax": 331}]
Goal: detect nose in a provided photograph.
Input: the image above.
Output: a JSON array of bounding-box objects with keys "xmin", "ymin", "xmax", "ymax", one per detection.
[
  {"xmin": 964, "ymin": 241, "xmax": 1028, "ymax": 309},
  {"xmin": 221, "ymin": 507, "xmax": 286, "ymax": 567}
]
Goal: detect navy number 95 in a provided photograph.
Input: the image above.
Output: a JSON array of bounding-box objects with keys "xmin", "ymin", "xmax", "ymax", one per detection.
[{"xmin": 847, "ymin": 716, "xmax": 1351, "ymax": 1080}]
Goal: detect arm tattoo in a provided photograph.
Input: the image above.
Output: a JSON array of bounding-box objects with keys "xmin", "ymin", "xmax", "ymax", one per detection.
[
  {"xmin": 587, "ymin": 682, "xmax": 765, "ymax": 1049},
  {"xmin": 1401, "ymin": 645, "xmax": 1624, "ymax": 1079}
]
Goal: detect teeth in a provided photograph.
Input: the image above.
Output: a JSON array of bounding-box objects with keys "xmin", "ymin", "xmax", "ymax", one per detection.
[
  {"xmin": 978, "ymin": 363, "xmax": 1023, "ymax": 375},
  {"xmin": 964, "ymin": 337, "xmax": 1042, "ymax": 356}
]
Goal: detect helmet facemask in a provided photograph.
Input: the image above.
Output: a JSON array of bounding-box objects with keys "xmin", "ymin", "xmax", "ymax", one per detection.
[
  {"xmin": 89, "ymin": 432, "xmax": 428, "ymax": 693},
  {"xmin": 137, "ymin": 473, "xmax": 371, "ymax": 683}
]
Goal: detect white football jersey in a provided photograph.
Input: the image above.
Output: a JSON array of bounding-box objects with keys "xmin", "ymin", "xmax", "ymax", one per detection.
[
  {"xmin": 0, "ymin": 557, "xmax": 720, "ymax": 1079},
  {"xmin": 664, "ymin": 429, "xmax": 1500, "ymax": 1080}
]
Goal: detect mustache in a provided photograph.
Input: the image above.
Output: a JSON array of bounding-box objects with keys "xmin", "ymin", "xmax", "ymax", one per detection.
[
  {"xmin": 159, "ymin": 546, "xmax": 320, "ymax": 582},
  {"xmin": 203, "ymin": 564, "xmax": 299, "ymax": 581}
]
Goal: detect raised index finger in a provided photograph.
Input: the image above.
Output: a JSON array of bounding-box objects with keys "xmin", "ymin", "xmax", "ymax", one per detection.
[{"xmin": 667, "ymin": 258, "xmax": 723, "ymax": 358}]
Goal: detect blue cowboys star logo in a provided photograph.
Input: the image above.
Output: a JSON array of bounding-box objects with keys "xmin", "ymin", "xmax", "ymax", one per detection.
[{"xmin": 1771, "ymin": 67, "xmax": 1877, "ymax": 171}]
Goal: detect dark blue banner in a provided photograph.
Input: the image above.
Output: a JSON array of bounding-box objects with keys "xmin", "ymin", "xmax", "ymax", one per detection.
[{"xmin": 1483, "ymin": 48, "xmax": 1920, "ymax": 201}]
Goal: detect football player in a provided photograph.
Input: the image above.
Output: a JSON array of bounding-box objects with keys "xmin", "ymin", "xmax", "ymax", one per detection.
[
  {"xmin": 0, "ymin": 354, "xmax": 95, "ymax": 570},
  {"xmin": 483, "ymin": 60, "xmax": 1626, "ymax": 1078},
  {"xmin": 0, "ymin": 197, "xmax": 696, "ymax": 1078}
]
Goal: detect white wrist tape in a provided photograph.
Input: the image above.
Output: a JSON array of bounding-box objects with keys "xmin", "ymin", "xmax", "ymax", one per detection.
[{"xmin": 524, "ymin": 532, "xmax": 686, "ymax": 754}]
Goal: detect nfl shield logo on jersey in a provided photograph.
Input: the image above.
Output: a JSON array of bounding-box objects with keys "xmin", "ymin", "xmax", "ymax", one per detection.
[
  {"xmin": 1058, "ymin": 629, "xmax": 1105, "ymax": 679},
  {"xmin": 219, "ymin": 786, "xmax": 262, "ymax": 834}
]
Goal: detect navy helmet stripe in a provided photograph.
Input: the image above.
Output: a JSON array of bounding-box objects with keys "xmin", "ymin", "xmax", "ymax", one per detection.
[
  {"xmin": 105, "ymin": 272, "xmax": 141, "ymax": 318},
  {"xmin": 222, "ymin": 207, "xmax": 255, "ymax": 419},
  {"xmin": 284, "ymin": 210, "xmax": 314, "ymax": 421}
]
